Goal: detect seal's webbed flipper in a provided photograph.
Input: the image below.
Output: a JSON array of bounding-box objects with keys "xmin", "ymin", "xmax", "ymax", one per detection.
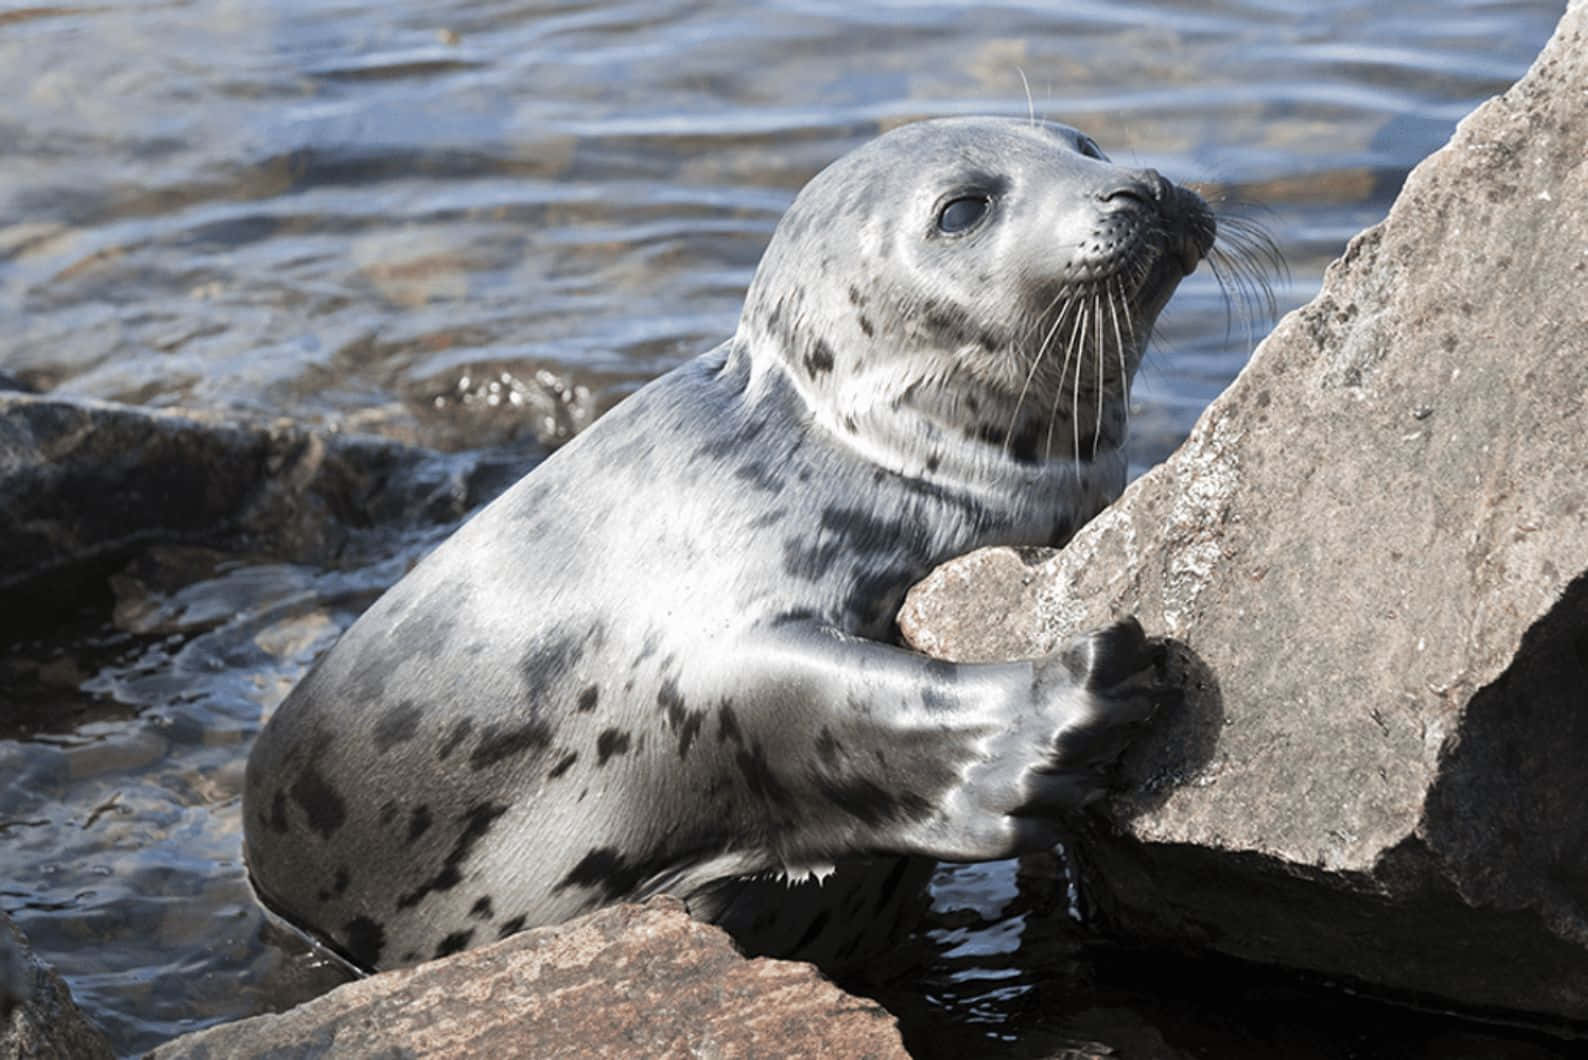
[{"xmin": 725, "ymin": 617, "xmax": 1170, "ymax": 866}]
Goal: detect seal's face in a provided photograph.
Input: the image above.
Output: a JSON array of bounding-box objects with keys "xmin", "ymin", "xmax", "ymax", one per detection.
[{"xmin": 742, "ymin": 117, "xmax": 1215, "ymax": 468}]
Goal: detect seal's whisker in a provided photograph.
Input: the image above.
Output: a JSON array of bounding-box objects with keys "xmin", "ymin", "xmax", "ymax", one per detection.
[
  {"xmin": 1017, "ymin": 67, "xmax": 1036, "ymax": 127},
  {"xmin": 1197, "ymin": 203, "xmax": 1286, "ymax": 347},
  {"xmin": 1045, "ymin": 292, "xmax": 1089, "ymax": 464},
  {"xmin": 1088, "ymin": 290, "xmax": 1102, "ymax": 460},
  {"xmin": 1106, "ymin": 277, "xmax": 1130, "ymax": 457},
  {"xmin": 1060, "ymin": 294, "xmax": 1091, "ymax": 467},
  {"xmin": 1006, "ymin": 289, "xmax": 1074, "ymax": 457}
]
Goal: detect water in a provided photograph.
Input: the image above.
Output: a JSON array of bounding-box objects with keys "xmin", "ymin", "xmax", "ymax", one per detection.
[{"xmin": 0, "ymin": 0, "xmax": 1570, "ymax": 1055}]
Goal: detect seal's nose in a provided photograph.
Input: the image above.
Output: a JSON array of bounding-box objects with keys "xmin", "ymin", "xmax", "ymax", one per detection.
[{"xmin": 1097, "ymin": 169, "xmax": 1172, "ymax": 211}]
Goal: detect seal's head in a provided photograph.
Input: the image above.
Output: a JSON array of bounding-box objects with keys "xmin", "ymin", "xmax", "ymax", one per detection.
[{"xmin": 740, "ymin": 117, "xmax": 1216, "ymax": 474}]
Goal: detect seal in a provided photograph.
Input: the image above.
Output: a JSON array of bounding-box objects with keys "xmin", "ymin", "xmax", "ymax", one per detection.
[{"xmin": 243, "ymin": 116, "xmax": 1216, "ymax": 973}]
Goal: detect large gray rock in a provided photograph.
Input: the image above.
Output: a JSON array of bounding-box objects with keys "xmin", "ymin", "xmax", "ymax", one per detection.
[
  {"xmin": 1, "ymin": 911, "xmax": 113, "ymax": 1060},
  {"xmin": 900, "ymin": 0, "xmax": 1588, "ymax": 1026},
  {"xmin": 151, "ymin": 897, "xmax": 907, "ymax": 1058}
]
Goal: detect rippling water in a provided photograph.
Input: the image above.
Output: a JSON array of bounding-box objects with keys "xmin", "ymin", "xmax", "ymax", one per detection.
[{"xmin": 0, "ymin": 0, "xmax": 1568, "ymax": 1055}]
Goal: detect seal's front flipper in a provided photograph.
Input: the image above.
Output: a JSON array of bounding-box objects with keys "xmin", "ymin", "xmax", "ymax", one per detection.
[
  {"xmin": 722, "ymin": 617, "xmax": 1173, "ymax": 866},
  {"xmin": 1028, "ymin": 616, "xmax": 1177, "ymax": 811}
]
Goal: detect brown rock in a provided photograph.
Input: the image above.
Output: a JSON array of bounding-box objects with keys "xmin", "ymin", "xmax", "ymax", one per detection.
[
  {"xmin": 1, "ymin": 911, "xmax": 113, "ymax": 1060},
  {"xmin": 901, "ymin": 0, "xmax": 1588, "ymax": 1025},
  {"xmin": 150, "ymin": 897, "xmax": 907, "ymax": 1059}
]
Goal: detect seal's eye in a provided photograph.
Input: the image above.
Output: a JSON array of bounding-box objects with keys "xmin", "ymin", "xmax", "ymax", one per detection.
[
  {"xmin": 937, "ymin": 196, "xmax": 990, "ymax": 234},
  {"xmin": 1076, "ymin": 136, "xmax": 1106, "ymax": 161}
]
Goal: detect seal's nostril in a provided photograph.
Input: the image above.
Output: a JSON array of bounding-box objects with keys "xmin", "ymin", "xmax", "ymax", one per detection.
[
  {"xmin": 1099, "ymin": 184, "xmax": 1148, "ymax": 207},
  {"xmin": 1100, "ymin": 169, "xmax": 1172, "ymax": 209}
]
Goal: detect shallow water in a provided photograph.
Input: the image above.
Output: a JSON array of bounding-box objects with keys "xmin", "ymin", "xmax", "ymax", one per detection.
[{"xmin": 0, "ymin": 0, "xmax": 1571, "ymax": 1055}]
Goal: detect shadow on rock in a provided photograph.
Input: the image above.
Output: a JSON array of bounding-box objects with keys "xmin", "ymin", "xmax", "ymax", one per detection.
[{"xmin": 1113, "ymin": 637, "xmax": 1223, "ymax": 820}]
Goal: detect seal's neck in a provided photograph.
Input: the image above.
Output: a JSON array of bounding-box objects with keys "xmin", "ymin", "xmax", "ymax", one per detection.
[{"xmin": 734, "ymin": 335, "xmax": 1129, "ymax": 515}]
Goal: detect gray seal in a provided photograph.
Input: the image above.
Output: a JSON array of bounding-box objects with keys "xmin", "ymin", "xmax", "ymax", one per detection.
[{"xmin": 243, "ymin": 116, "xmax": 1215, "ymax": 972}]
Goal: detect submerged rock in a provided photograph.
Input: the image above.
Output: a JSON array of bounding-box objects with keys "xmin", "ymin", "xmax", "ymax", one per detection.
[
  {"xmin": 902, "ymin": 0, "xmax": 1588, "ymax": 1027},
  {"xmin": 0, "ymin": 393, "xmax": 533, "ymax": 618},
  {"xmin": 1, "ymin": 911, "xmax": 113, "ymax": 1060},
  {"xmin": 150, "ymin": 897, "xmax": 907, "ymax": 1058}
]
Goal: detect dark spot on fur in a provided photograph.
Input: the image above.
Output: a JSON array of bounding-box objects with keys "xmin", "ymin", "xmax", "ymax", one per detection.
[
  {"xmin": 718, "ymin": 702, "xmax": 743, "ymax": 746},
  {"xmin": 635, "ymin": 630, "xmax": 661, "ymax": 665},
  {"xmin": 498, "ymin": 915, "xmax": 527, "ymax": 940},
  {"xmin": 842, "ymin": 415, "xmax": 858, "ymax": 433},
  {"xmin": 657, "ymin": 677, "xmax": 686, "ymax": 727},
  {"xmin": 748, "ymin": 509, "xmax": 785, "ymax": 529},
  {"xmin": 925, "ymin": 454, "xmax": 940, "ymax": 473},
  {"xmin": 342, "ymin": 917, "xmax": 385, "ymax": 970},
  {"xmin": 522, "ymin": 630, "xmax": 585, "ymax": 693},
  {"xmin": 469, "ymin": 719, "xmax": 554, "ymax": 771},
  {"xmin": 548, "ymin": 751, "xmax": 579, "ymax": 779},
  {"xmin": 408, "ymin": 805, "xmax": 432, "ymax": 844},
  {"xmin": 676, "ymin": 710, "xmax": 705, "ymax": 758},
  {"xmin": 976, "ymin": 423, "xmax": 1008, "ymax": 447},
  {"xmin": 769, "ymin": 609, "xmax": 816, "ymax": 627},
  {"xmin": 333, "ymin": 865, "xmax": 350, "ymax": 896},
  {"xmin": 803, "ymin": 338, "xmax": 835, "ymax": 378},
  {"xmin": 1008, "ymin": 421, "xmax": 1042, "ymax": 464},
  {"xmin": 736, "ymin": 742, "xmax": 794, "ymax": 809},
  {"xmin": 290, "ymin": 761, "xmax": 346, "ymax": 840},
  {"xmin": 816, "ymin": 775, "xmax": 934, "ymax": 829},
  {"xmin": 922, "ymin": 686, "xmax": 953, "ymax": 712},
  {"xmin": 554, "ymin": 843, "xmax": 686, "ymax": 906},
  {"xmin": 577, "ymin": 685, "xmax": 600, "ymax": 713},
  {"xmin": 857, "ymin": 314, "xmax": 875, "ymax": 338},
  {"xmin": 846, "ymin": 284, "xmax": 866, "ymax": 307},
  {"xmin": 596, "ymin": 728, "xmax": 631, "ymax": 765},
  {"xmin": 734, "ymin": 461, "xmax": 785, "ymax": 494},
  {"xmin": 816, "ymin": 727, "xmax": 842, "ymax": 767},
  {"xmin": 470, "ymin": 896, "xmax": 494, "ymax": 921},
  {"xmin": 378, "ymin": 799, "xmax": 399, "ymax": 827},
  {"xmin": 438, "ymin": 717, "xmax": 473, "ymax": 762},
  {"xmin": 558, "ymin": 848, "xmax": 625, "ymax": 892},
  {"xmin": 696, "ymin": 416, "xmax": 766, "ymax": 461},
  {"xmin": 435, "ymin": 930, "xmax": 474, "ymax": 958},
  {"xmin": 656, "ymin": 678, "xmax": 706, "ymax": 758},
  {"xmin": 372, "ymin": 701, "xmax": 422, "ymax": 754},
  {"xmin": 397, "ymin": 802, "xmax": 508, "ymax": 910}
]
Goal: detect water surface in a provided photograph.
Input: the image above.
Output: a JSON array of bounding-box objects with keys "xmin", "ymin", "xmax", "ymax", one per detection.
[{"xmin": 0, "ymin": 0, "xmax": 1569, "ymax": 1055}]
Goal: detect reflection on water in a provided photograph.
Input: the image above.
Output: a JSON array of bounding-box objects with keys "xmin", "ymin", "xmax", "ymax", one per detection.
[{"xmin": 0, "ymin": 0, "xmax": 1568, "ymax": 1054}]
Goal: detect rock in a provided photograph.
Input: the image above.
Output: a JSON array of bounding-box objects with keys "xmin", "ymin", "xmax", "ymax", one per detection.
[
  {"xmin": 1, "ymin": 911, "xmax": 113, "ymax": 1060},
  {"xmin": 0, "ymin": 392, "xmax": 533, "ymax": 613},
  {"xmin": 150, "ymin": 897, "xmax": 907, "ymax": 1058},
  {"xmin": 900, "ymin": 0, "xmax": 1588, "ymax": 1026}
]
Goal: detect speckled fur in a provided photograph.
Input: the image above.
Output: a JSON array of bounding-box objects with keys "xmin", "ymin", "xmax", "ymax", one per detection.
[{"xmin": 243, "ymin": 117, "xmax": 1211, "ymax": 973}]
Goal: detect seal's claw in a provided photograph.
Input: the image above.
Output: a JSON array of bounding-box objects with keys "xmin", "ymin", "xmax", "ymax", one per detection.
[
  {"xmin": 1014, "ymin": 618, "xmax": 1177, "ymax": 814},
  {"xmin": 1062, "ymin": 615, "xmax": 1151, "ymax": 691}
]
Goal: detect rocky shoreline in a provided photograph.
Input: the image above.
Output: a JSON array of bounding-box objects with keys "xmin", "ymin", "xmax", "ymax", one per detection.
[{"xmin": 4, "ymin": 2, "xmax": 1586, "ymax": 1056}]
